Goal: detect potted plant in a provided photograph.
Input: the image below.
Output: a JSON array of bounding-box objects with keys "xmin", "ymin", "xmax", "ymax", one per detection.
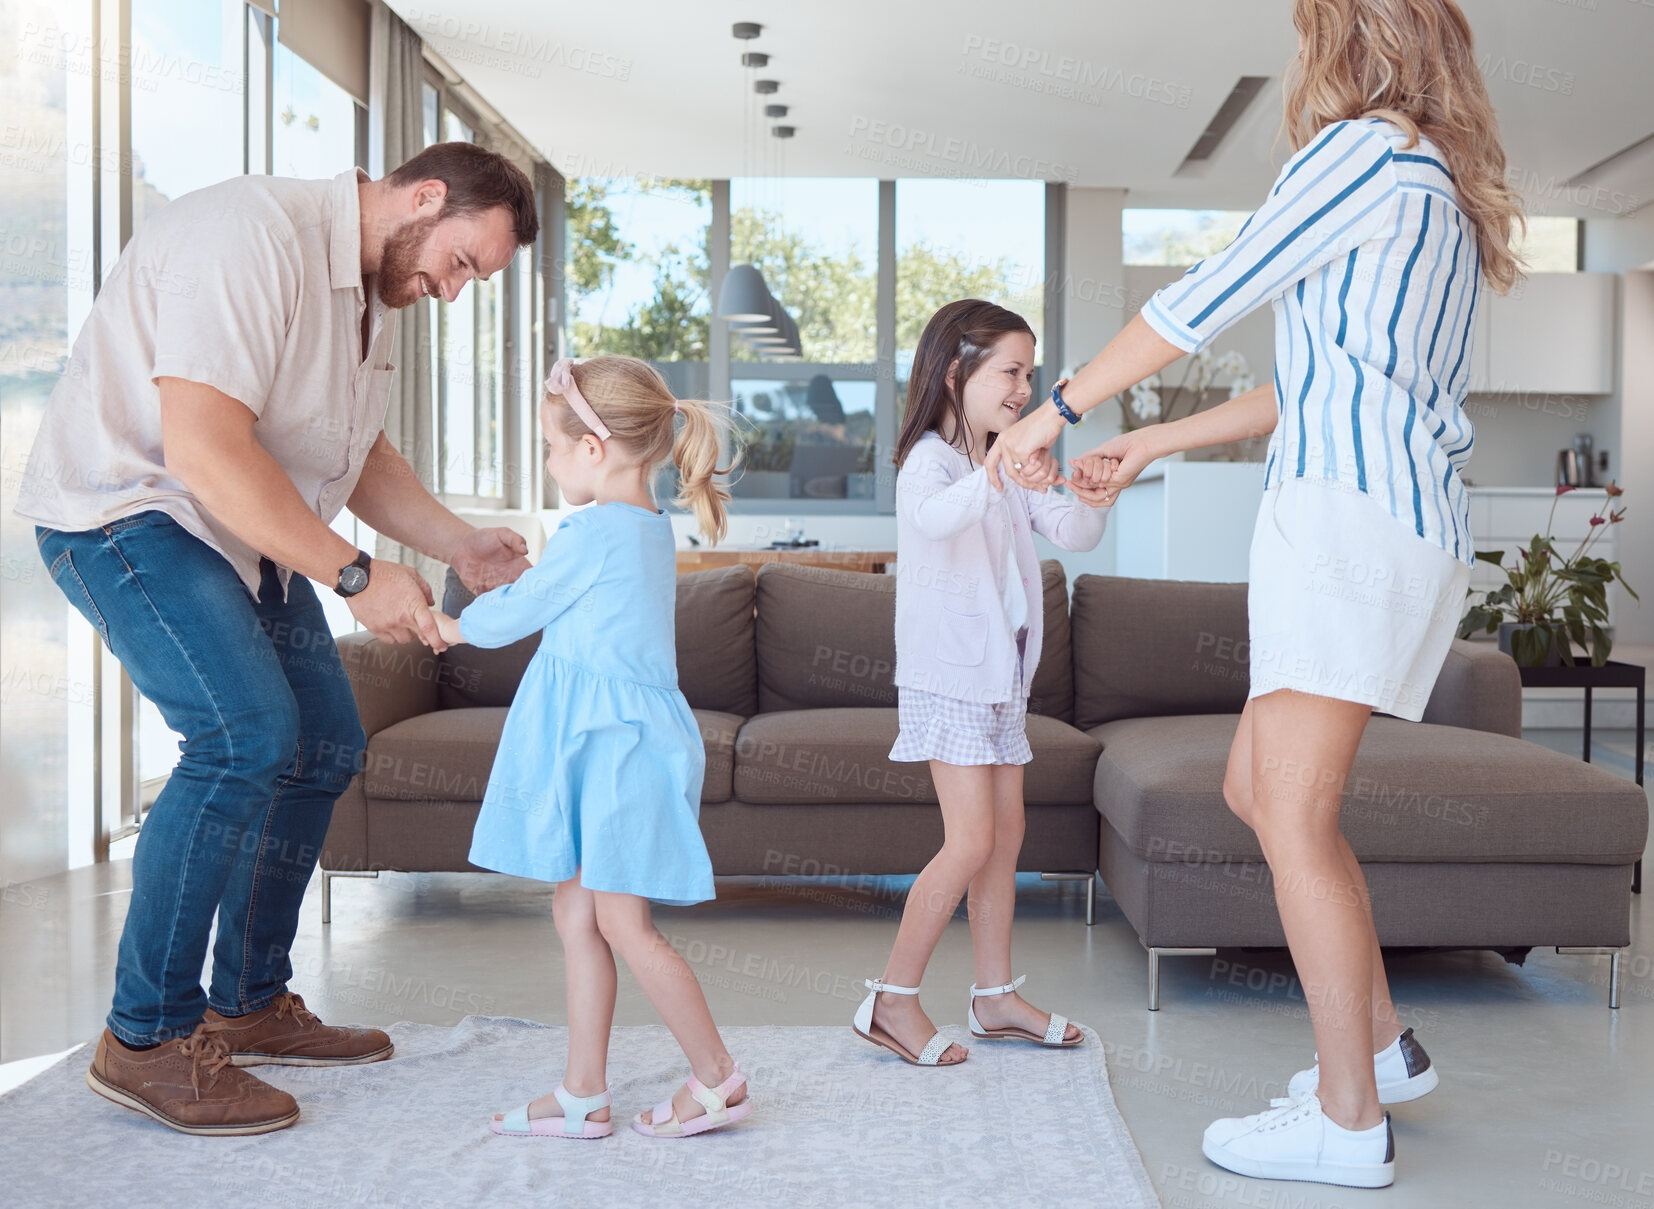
[{"xmin": 1457, "ymin": 484, "xmax": 1638, "ymax": 667}]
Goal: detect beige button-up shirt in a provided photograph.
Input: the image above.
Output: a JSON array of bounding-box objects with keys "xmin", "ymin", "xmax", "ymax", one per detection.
[{"xmin": 15, "ymin": 168, "xmax": 395, "ymax": 598}]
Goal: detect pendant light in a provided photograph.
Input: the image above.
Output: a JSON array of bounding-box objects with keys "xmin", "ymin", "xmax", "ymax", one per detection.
[
  {"xmin": 716, "ymin": 21, "xmax": 800, "ymax": 346},
  {"xmin": 717, "ymin": 26, "xmax": 769, "ymax": 322},
  {"xmin": 719, "ymin": 264, "xmax": 772, "ymax": 323}
]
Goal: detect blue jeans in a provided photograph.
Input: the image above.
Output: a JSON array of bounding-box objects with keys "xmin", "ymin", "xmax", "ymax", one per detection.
[{"xmin": 35, "ymin": 512, "xmax": 366, "ymax": 1045}]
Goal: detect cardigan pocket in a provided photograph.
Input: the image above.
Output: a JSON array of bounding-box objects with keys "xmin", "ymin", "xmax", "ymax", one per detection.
[{"xmin": 936, "ymin": 607, "xmax": 988, "ymax": 666}]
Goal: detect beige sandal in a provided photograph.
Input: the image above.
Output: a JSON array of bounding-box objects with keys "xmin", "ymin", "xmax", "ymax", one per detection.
[
  {"xmin": 968, "ymin": 975, "xmax": 1085, "ymax": 1047},
  {"xmin": 852, "ymin": 978, "xmax": 962, "ymax": 1066}
]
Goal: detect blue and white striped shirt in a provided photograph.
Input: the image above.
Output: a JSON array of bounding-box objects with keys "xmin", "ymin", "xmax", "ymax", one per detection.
[{"xmin": 1143, "ymin": 117, "xmax": 1481, "ymax": 565}]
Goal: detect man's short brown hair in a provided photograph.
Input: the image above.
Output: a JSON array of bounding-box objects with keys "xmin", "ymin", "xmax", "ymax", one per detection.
[{"xmin": 386, "ymin": 141, "xmax": 538, "ymax": 245}]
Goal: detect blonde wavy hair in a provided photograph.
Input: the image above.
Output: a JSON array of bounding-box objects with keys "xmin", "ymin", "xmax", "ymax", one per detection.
[
  {"xmin": 545, "ymin": 356, "xmax": 735, "ymax": 545},
  {"xmin": 1285, "ymin": 0, "xmax": 1526, "ymax": 293}
]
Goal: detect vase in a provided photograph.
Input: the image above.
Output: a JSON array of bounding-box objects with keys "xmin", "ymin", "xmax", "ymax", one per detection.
[{"xmin": 1497, "ymin": 621, "xmax": 1565, "ymax": 668}]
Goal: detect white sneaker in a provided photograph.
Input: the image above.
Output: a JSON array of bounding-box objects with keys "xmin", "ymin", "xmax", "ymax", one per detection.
[
  {"xmin": 1279, "ymin": 1027, "xmax": 1439, "ymax": 1106},
  {"xmin": 1203, "ymin": 1095, "xmax": 1395, "ymax": 1188}
]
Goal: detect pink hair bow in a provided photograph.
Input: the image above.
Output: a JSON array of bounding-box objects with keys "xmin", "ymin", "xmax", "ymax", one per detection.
[{"xmin": 546, "ymin": 357, "xmax": 611, "ymax": 440}]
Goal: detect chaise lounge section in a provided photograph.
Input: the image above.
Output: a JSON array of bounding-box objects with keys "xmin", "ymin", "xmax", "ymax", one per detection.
[{"xmin": 1071, "ymin": 575, "xmax": 1648, "ymax": 1008}]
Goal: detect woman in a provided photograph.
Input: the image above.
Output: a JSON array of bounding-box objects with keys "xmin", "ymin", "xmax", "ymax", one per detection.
[{"xmin": 987, "ymin": 0, "xmax": 1523, "ymax": 1189}]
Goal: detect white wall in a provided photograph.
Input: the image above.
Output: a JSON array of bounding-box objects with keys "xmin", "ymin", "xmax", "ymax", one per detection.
[
  {"xmin": 1055, "ymin": 187, "xmax": 1129, "ymax": 583},
  {"xmin": 1585, "ymin": 206, "xmax": 1654, "ymax": 645},
  {"xmin": 1615, "ymin": 269, "xmax": 1654, "ymax": 644}
]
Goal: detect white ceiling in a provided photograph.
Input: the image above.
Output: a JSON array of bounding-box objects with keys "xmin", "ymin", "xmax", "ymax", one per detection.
[{"xmin": 389, "ymin": 0, "xmax": 1654, "ymax": 216}]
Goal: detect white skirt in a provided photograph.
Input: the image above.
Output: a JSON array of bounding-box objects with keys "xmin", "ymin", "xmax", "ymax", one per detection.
[{"xmin": 1246, "ymin": 477, "xmax": 1471, "ymax": 722}]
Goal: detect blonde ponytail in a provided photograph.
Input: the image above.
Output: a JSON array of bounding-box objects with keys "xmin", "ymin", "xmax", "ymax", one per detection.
[
  {"xmin": 545, "ymin": 355, "xmax": 737, "ymax": 545},
  {"xmin": 670, "ymin": 399, "xmax": 735, "ymax": 546}
]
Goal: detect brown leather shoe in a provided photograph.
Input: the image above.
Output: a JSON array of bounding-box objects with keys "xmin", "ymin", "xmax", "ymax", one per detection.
[
  {"xmin": 85, "ymin": 1022, "xmax": 300, "ymax": 1136},
  {"xmin": 204, "ymin": 991, "xmax": 393, "ymax": 1068}
]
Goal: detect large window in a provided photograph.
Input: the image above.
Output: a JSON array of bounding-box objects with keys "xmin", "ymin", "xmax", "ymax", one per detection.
[
  {"xmin": 2, "ymin": 0, "xmax": 76, "ymax": 881},
  {"xmin": 560, "ymin": 177, "xmax": 1055, "ymax": 509},
  {"xmin": 726, "ymin": 178, "xmax": 878, "ymax": 503},
  {"xmin": 130, "ymin": 0, "xmax": 244, "ymax": 231},
  {"xmin": 271, "ymin": 36, "xmax": 357, "ymax": 181},
  {"xmin": 567, "ymin": 177, "xmax": 712, "ymax": 362},
  {"xmin": 896, "ymin": 179, "xmax": 1046, "ymax": 426},
  {"xmin": 437, "ymin": 109, "xmax": 479, "ymax": 498},
  {"xmin": 419, "ymin": 87, "xmax": 540, "ymax": 509},
  {"xmin": 1124, "ymin": 209, "xmax": 1252, "ymax": 266}
]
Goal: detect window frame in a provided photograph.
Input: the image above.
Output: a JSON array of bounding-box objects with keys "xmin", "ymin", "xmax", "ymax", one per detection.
[{"xmin": 418, "ymin": 72, "xmax": 550, "ymax": 512}]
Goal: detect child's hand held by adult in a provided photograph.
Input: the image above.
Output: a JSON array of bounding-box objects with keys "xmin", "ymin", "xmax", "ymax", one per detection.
[
  {"xmin": 424, "ymin": 606, "xmax": 464, "ymax": 651},
  {"xmin": 347, "ymin": 559, "xmax": 436, "ymax": 646}
]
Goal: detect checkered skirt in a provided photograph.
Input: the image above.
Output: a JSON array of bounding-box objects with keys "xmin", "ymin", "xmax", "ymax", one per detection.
[{"xmin": 889, "ymin": 651, "xmax": 1033, "ymax": 767}]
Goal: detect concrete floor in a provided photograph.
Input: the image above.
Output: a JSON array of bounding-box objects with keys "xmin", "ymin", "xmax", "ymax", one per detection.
[{"xmin": 2, "ymin": 727, "xmax": 1648, "ymax": 1209}]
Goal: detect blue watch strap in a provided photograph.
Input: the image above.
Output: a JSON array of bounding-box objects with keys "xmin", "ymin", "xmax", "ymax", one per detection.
[{"xmin": 1051, "ymin": 383, "xmax": 1081, "ymax": 425}]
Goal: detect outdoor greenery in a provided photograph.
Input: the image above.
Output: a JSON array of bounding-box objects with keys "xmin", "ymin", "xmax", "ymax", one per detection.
[
  {"xmin": 565, "ymin": 178, "xmax": 714, "ymax": 361},
  {"xmin": 566, "ymin": 178, "xmax": 1042, "ymax": 364}
]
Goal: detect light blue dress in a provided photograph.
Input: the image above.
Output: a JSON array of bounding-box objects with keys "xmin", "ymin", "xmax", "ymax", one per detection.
[{"xmin": 461, "ymin": 502, "xmax": 715, "ymax": 906}]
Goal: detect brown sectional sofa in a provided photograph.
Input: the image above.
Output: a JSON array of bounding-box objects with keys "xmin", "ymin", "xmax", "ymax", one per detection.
[{"xmin": 320, "ymin": 562, "xmax": 1647, "ymax": 1009}]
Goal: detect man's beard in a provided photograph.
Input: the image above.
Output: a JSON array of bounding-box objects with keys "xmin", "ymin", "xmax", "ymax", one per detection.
[{"xmin": 379, "ymin": 213, "xmax": 441, "ymax": 309}]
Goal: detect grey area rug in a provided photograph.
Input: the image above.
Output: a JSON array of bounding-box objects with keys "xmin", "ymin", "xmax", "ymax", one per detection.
[{"xmin": 0, "ymin": 1016, "xmax": 1159, "ymax": 1209}]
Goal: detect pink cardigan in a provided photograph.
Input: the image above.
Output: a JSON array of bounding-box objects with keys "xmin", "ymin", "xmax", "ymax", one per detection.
[{"xmin": 893, "ymin": 431, "xmax": 1110, "ymax": 705}]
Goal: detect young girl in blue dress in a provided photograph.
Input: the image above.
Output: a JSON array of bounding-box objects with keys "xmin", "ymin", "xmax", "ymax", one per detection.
[{"xmin": 424, "ymin": 355, "xmax": 751, "ymax": 1140}]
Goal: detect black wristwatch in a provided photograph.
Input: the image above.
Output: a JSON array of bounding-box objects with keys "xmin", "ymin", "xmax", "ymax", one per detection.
[{"xmin": 334, "ymin": 549, "xmax": 372, "ymax": 598}]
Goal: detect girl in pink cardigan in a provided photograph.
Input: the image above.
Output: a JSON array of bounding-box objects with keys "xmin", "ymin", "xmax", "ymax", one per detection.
[{"xmin": 851, "ymin": 299, "xmax": 1114, "ymax": 1066}]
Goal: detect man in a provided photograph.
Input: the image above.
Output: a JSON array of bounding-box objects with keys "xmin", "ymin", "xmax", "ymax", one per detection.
[{"xmin": 16, "ymin": 141, "xmax": 536, "ymax": 1135}]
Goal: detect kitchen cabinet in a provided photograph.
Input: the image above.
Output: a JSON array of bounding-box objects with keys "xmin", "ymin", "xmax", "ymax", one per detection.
[{"xmin": 1467, "ymin": 272, "xmax": 1616, "ymax": 396}]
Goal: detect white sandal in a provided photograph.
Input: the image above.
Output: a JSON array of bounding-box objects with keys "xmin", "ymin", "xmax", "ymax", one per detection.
[
  {"xmin": 489, "ymin": 1083, "xmax": 613, "ymax": 1138},
  {"xmin": 968, "ymin": 975, "xmax": 1084, "ymax": 1047},
  {"xmin": 852, "ymin": 978, "xmax": 962, "ymax": 1066}
]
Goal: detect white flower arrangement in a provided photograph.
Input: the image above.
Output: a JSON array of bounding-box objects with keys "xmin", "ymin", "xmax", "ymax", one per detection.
[
  {"xmin": 1128, "ymin": 377, "xmax": 1163, "ymax": 421},
  {"xmin": 1110, "ymin": 347, "xmax": 1253, "ymax": 431}
]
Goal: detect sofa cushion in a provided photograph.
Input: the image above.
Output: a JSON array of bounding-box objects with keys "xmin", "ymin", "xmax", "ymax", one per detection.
[
  {"xmin": 674, "ymin": 564, "xmax": 759, "ymax": 716},
  {"xmin": 363, "ymin": 706, "xmax": 742, "ymax": 804},
  {"xmin": 1091, "ymin": 713, "xmax": 1649, "ymax": 865},
  {"xmin": 755, "ymin": 560, "xmax": 1072, "ymax": 716},
  {"xmin": 1071, "ymin": 575, "xmax": 1250, "ymax": 730},
  {"xmin": 1027, "ymin": 560, "xmax": 1074, "ymax": 723},
  {"xmin": 731, "ymin": 708, "xmax": 1100, "ymax": 806},
  {"xmin": 756, "ymin": 564, "xmax": 896, "ymax": 712},
  {"xmin": 433, "ymin": 564, "xmax": 757, "ymax": 715}
]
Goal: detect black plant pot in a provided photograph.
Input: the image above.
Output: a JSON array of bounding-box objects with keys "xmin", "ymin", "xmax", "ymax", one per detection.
[{"xmin": 1497, "ymin": 621, "xmax": 1565, "ymax": 668}]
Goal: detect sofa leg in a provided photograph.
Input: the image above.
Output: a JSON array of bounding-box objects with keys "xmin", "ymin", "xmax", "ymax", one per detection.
[
  {"xmin": 1144, "ymin": 945, "xmax": 1218, "ymax": 1011},
  {"xmin": 321, "ymin": 870, "xmax": 379, "ymax": 926},
  {"xmin": 1038, "ymin": 872, "xmax": 1096, "ymax": 925},
  {"xmin": 1556, "ymin": 946, "xmax": 1625, "ymax": 1009}
]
